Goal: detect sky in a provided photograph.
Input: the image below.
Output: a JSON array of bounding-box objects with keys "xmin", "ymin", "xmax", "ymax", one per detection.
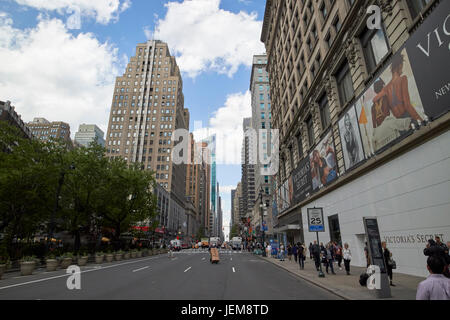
[{"xmin": 0, "ymin": 0, "xmax": 267, "ymax": 239}]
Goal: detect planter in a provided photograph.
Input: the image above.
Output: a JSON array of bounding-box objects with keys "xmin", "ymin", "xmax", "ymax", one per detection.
[
  {"xmin": 0, "ymin": 264, "xmax": 5, "ymax": 280},
  {"xmin": 20, "ymin": 261, "xmax": 36, "ymax": 276},
  {"xmin": 46, "ymin": 259, "xmax": 58, "ymax": 272},
  {"xmin": 60, "ymin": 258, "xmax": 73, "ymax": 269},
  {"xmin": 136, "ymin": 251, "xmax": 142, "ymax": 258},
  {"xmin": 95, "ymin": 255, "xmax": 104, "ymax": 264},
  {"xmin": 131, "ymin": 251, "xmax": 137, "ymax": 259},
  {"xmin": 123, "ymin": 252, "xmax": 130, "ymax": 260},
  {"xmin": 77, "ymin": 256, "xmax": 89, "ymax": 266},
  {"xmin": 114, "ymin": 253, "xmax": 123, "ymax": 261},
  {"xmin": 105, "ymin": 254, "xmax": 114, "ymax": 263}
]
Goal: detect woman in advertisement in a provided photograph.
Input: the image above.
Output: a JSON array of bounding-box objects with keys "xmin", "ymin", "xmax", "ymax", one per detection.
[
  {"xmin": 343, "ymin": 112, "xmax": 361, "ymax": 168},
  {"xmin": 310, "ymin": 146, "xmax": 337, "ymax": 188}
]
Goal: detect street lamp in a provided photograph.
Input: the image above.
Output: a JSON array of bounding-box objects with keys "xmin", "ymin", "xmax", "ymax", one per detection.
[
  {"xmin": 258, "ymin": 187, "xmax": 267, "ymax": 257},
  {"xmin": 48, "ymin": 163, "xmax": 75, "ymax": 253}
]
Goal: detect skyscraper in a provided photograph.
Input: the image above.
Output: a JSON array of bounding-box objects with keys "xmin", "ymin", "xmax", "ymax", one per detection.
[
  {"xmin": 27, "ymin": 117, "xmax": 71, "ymax": 143},
  {"xmin": 104, "ymin": 40, "xmax": 189, "ymax": 236},
  {"xmin": 74, "ymin": 124, "xmax": 105, "ymax": 147}
]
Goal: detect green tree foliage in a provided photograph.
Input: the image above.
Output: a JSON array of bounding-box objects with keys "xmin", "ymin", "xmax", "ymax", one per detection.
[
  {"xmin": 0, "ymin": 122, "xmax": 158, "ymax": 257},
  {"xmin": 230, "ymin": 224, "xmax": 240, "ymax": 239}
]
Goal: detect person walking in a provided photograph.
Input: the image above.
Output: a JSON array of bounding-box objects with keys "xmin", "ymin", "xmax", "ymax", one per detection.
[
  {"xmin": 416, "ymin": 256, "xmax": 450, "ymax": 300},
  {"xmin": 364, "ymin": 242, "xmax": 371, "ymax": 267},
  {"xmin": 298, "ymin": 243, "xmax": 306, "ymax": 270},
  {"xmin": 287, "ymin": 244, "xmax": 293, "ymax": 262},
  {"xmin": 309, "ymin": 243, "xmax": 313, "ymax": 260},
  {"xmin": 382, "ymin": 241, "xmax": 395, "ymax": 286},
  {"xmin": 267, "ymin": 243, "xmax": 272, "ymax": 258},
  {"xmin": 324, "ymin": 243, "xmax": 336, "ymax": 274},
  {"xmin": 311, "ymin": 241, "xmax": 321, "ymax": 271},
  {"xmin": 279, "ymin": 243, "xmax": 285, "ymax": 261},
  {"xmin": 342, "ymin": 243, "xmax": 352, "ymax": 275},
  {"xmin": 293, "ymin": 243, "xmax": 298, "ymax": 263},
  {"xmin": 335, "ymin": 242, "xmax": 343, "ymax": 271}
]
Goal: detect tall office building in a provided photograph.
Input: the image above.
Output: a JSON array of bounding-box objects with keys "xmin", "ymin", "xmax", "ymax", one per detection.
[
  {"xmin": 241, "ymin": 118, "xmax": 256, "ymax": 217},
  {"xmin": 104, "ymin": 40, "xmax": 189, "ymax": 236},
  {"xmin": 203, "ymin": 135, "xmax": 216, "ymax": 236},
  {"xmin": 74, "ymin": 124, "xmax": 105, "ymax": 147},
  {"xmin": 27, "ymin": 118, "xmax": 71, "ymax": 143},
  {"xmin": 261, "ymin": 0, "xmax": 450, "ymax": 277}
]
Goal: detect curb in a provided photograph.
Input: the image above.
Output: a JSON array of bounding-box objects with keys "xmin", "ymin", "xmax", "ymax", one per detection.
[{"xmin": 257, "ymin": 255, "xmax": 353, "ymax": 300}]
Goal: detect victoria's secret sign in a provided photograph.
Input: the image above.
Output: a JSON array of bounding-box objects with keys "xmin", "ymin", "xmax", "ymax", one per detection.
[
  {"xmin": 407, "ymin": 0, "xmax": 450, "ymax": 119},
  {"xmin": 383, "ymin": 233, "xmax": 446, "ymax": 245}
]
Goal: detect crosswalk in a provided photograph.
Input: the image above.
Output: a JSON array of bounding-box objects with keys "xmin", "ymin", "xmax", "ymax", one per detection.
[{"xmin": 172, "ymin": 248, "xmax": 245, "ymax": 255}]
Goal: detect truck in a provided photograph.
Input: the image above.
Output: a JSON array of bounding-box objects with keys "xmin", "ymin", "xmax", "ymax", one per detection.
[
  {"xmin": 201, "ymin": 238, "xmax": 209, "ymax": 248},
  {"xmin": 231, "ymin": 237, "xmax": 242, "ymax": 250},
  {"xmin": 170, "ymin": 239, "xmax": 181, "ymax": 251},
  {"xmin": 209, "ymin": 237, "xmax": 220, "ymax": 248}
]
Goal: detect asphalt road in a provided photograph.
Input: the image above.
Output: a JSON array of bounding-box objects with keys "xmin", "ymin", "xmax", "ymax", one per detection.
[{"xmin": 0, "ymin": 249, "xmax": 341, "ymax": 300}]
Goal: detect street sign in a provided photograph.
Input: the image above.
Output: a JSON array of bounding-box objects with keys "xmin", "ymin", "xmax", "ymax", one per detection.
[{"xmin": 307, "ymin": 208, "xmax": 325, "ymax": 232}]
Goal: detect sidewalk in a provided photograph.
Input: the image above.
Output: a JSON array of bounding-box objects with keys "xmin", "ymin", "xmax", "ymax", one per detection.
[{"xmin": 259, "ymin": 255, "xmax": 424, "ymax": 300}]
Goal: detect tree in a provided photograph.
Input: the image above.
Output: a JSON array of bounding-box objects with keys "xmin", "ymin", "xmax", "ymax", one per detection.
[
  {"xmin": 230, "ymin": 224, "xmax": 240, "ymax": 239},
  {"xmin": 96, "ymin": 159, "xmax": 158, "ymax": 249},
  {"xmin": 0, "ymin": 123, "xmax": 55, "ymax": 258}
]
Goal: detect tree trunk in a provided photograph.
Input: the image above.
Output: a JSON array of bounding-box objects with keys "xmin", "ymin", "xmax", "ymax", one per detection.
[{"xmin": 74, "ymin": 230, "xmax": 81, "ymax": 254}]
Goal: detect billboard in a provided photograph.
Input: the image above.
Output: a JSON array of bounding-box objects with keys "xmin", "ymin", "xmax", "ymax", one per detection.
[
  {"xmin": 338, "ymin": 105, "xmax": 366, "ymax": 170},
  {"xmin": 309, "ymin": 130, "xmax": 338, "ymax": 191},
  {"xmin": 290, "ymin": 156, "xmax": 313, "ymax": 205},
  {"xmin": 355, "ymin": 48, "xmax": 426, "ymax": 157},
  {"xmin": 405, "ymin": 0, "xmax": 450, "ymax": 120}
]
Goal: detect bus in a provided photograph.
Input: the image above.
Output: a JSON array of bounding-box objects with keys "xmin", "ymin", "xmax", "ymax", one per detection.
[{"xmin": 231, "ymin": 237, "xmax": 242, "ymax": 250}]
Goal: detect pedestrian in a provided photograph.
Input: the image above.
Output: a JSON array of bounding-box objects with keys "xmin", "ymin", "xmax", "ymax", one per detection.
[
  {"xmin": 424, "ymin": 239, "xmax": 450, "ymax": 278},
  {"xmin": 324, "ymin": 243, "xmax": 336, "ymax": 274},
  {"xmin": 267, "ymin": 243, "xmax": 272, "ymax": 258},
  {"xmin": 416, "ymin": 256, "xmax": 450, "ymax": 300},
  {"xmin": 311, "ymin": 241, "xmax": 321, "ymax": 271},
  {"xmin": 364, "ymin": 242, "xmax": 371, "ymax": 267},
  {"xmin": 335, "ymin": 242, "xmax": 343, "ymax": 271},
  {"xmin": 287, "ymin": 244, "xmax": 292, "ymax": 262},
  {"xmin": 279, "ymin": 243, "xmax": 285, "ymax": 261},
  {"xmin": 309, "ymin": 243, "xmax": 313, "ymax": 259},
  {"xmin": 293, "ymin": 243, "xmax": 298, "ymax": 263},
  {"xmin": 343, "ymin": 243, "xmax": 352, "ymax": 275},
  {"xmin": 298, "ymin": 242, "xmax": 306, "ymax": 270},
  {"xmin": 382, "ymin": 241, "xmax": 395, "ymax": 286}
]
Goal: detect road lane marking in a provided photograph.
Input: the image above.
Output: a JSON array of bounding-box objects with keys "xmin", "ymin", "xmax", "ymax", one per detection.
[
  {"xmin": 184, "ymin": 267, "xmax": 192, "ymax": 273},
  {"xmin": 230, "ymin": 258, "xmax": 232, "ymax": 261},
  {"xmin": 0, "ymin": 256, "xmax": 160, "ymax": 291},
  {"xmin": 232, "ymin": 267, "xmax": 236, "ymax": 273},
  {"xmin": 201, "ymin": 257, "xmax": 205, "ymax": 260},
  {"xmin": 132, "ymin": 266, "xmax": 149, "ymax": 273}
]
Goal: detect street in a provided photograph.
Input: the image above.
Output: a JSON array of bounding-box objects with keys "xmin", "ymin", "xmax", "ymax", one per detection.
[{"xmin": 0, "ymin": 250, "xmax": 340, "ymax": 300}]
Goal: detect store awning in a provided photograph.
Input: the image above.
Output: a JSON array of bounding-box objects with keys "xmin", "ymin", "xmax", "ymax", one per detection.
[{"xmin": 273, "ymin": 224, "xmax": 301, "ymax": 233}]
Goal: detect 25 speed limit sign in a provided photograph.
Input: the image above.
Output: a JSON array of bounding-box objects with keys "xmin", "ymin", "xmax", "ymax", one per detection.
[{"xmin": 307, "ymin": 208, "xmax": 325, "ymax": 232}]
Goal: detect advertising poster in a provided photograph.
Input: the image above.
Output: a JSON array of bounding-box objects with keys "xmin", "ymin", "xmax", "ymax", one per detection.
[
  {"xmin": 290, "ymin": 156, "xmax": 313, "ymax": 205},
  {"xmin": 405, "ymin": 0, "xmax": 450, "ymax": 120},
  {"xmin": 338, "ymin": 105, "xmax": 365, "ymax": 171},
  {"xmin": 355, "ymin": 48, "xmax": 426, "ymax": 157},
  {"xmin": 309, "ymin": 130, "xmax": 338, "ymax": 191}
]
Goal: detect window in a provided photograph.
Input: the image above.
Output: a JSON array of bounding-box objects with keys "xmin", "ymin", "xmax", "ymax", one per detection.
[
  {"xmin": 260, "ymin": 103, "xmax": 265, "ymax": 110},
  {"xmin": 360, "ymin": 27, "xmax": 389, "ymax": 74},
  {"xmin": 296, "ymin": 132, "xmax": 303, "ymax": 158},
  {"xmin": 306, "ymin": 115, "xmax": 314, "ymax": 147},
  {"xmin": 407, "ymin": 0, "xmax": 431, "ymax": 20},
  {"xmin": 319, "ymin": 94, "xmax": 331, "ymax": 129},
  {"xmin": 333, "ymin": 15, "xmax": 341, "ymax": 33},
  {"xmin": 320, "ymin": 3, "xmax": 327, "ymax": 19},
  {"xmin": 335, "ymin": 62, "xmax": 354, "ymax": 107}
]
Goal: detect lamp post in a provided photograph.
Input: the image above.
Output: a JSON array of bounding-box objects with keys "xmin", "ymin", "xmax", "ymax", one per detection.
[
  {"xmin": 48, "ymin": 163, "xmax": 75, "ymax": 253},
  {"xmin": 258, "ymin": 187, "xmax": 267, "ymax": 257}
]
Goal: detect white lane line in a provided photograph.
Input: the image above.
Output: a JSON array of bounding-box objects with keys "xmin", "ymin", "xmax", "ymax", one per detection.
[
  {"xmin": 132, "ymin": 266, "xmax": 149, "ymax": 273},
  {"xmin": 230, "ymin": 258, "xmax": 233, "ymax": 261},
  {"xmin": 201, "ymin": 257, "xmax": 205, "ymax": 261},
  {"xmin": 184, "ymin": 267, "xmax": 192, "ymax": 273},
  {"xmin": 0, "ymin": 256, "xmax": 160, "ymax": 291},
  {"xmin": 232, "ymin": 267, "xmax": 236, "ymax": 273}
]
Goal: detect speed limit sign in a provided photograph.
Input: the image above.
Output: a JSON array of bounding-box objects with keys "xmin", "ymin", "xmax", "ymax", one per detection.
[{"xmin": 307, "ymin": 208, "xmax": 325, "ymax": 232}]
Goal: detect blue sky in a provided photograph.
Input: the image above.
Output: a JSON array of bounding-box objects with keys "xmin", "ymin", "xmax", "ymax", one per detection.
[{"xmin": 0, "ymin": 0, "xmax": 267, "ymax": 236}]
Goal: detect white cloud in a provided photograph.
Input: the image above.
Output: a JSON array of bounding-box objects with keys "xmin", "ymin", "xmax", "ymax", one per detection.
[
  {"xmin": 219, "ymin": 185, "xmax": 236, "ymax": 195},
  {"xmin": 193, "ymin": 90, "xmax": 251, "ymax": 165},
  {"xmin": 154, "ymin": 0, "xmax": 265, "ymax": 78},
  {"xmin": 0, "ymin": 13, "xmax": 122, "ymax": 137},
  {"xmin": 12, "ymin": 0, "xmax": 131, "ymax": 24}
]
